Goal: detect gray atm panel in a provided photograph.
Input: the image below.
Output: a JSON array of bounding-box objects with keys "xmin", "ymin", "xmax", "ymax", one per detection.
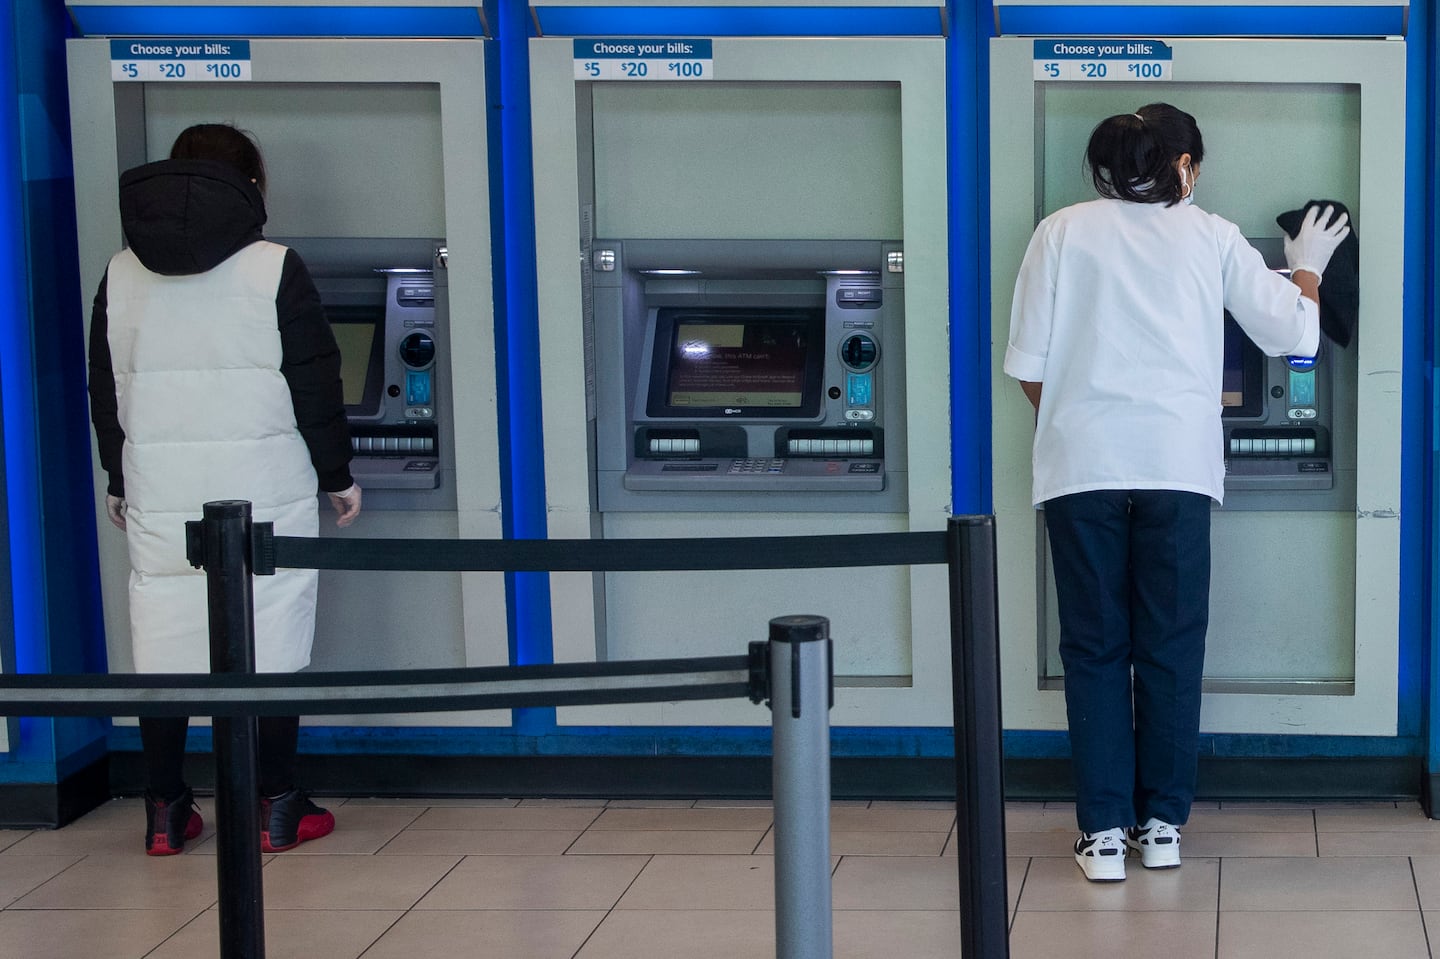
[
  {"xmin": 288, "ymin": 237, "xmax": 456, "ymax": 509},
  {"xmin": 591, "ymin": 238, "xmax": 907, "ymax": 512},
  {"xmin": 1220, "ymin": 238, "xmax": 1355, "ymax": 512}
]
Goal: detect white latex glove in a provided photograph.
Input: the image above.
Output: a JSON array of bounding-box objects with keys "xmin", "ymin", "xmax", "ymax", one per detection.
[
  {"xmin": 326, "ymin": 483, "xmax": 362, "ymax": 528},
  {"xmin": 1283, "ymin": 204, "xmax": 1351, "ymax": 281},
  {"xmin": 104, "ymin": 494, "xmax": 127, "ymax": 531}
]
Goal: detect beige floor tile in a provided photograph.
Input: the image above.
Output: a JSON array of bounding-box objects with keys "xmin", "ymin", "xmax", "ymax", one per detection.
[
  {"xmin": 832, "ymin": 856, "xmax": 959, "ymax": 911},
  {"xmin": 588, "ymin": 806, "xmax": 774, "ymax": 831},
  {"xmin": 833, "ymin": 910, "xmax": 961, "ymax": 959},
  {"xmin": 1004, "ymin": 805, "xmax": 1079, "ymax": 833},
  {"xmin": 1226, "ymin": 794, "xmax": 1393, "ymax": 800},
  {"xmin": 257, "ymin": 854, "xmax": 461, "ymax": 910},
  {"xmin": 0, "ymin": 908, "xmax": 204, "ymax": 959},
  {"xmin": 1183, "ymin": 808, "xmax": 1316, "ymax": 833},
  {"xmin": 870, "ymin": 800, "xmax": 956, "ymax": 811},
  {"xmin": 1, "ymin": 828, "xmax": 144, "ymax": 857},
  {"xmin": 616, "ymin": 855, "xmax": 774, "ymax": 910},
  {"xmin": 344, "ymin": 796, "xmax": 520, "ymax": 807},
  {"xmin": 566, "ymin": 829, "xmax": 765, "ymax": 855},
  {"xmin": 415, "ymin": 854, "xmax": 648, "ymax": 910},
  {"xmin": 1219, "ymin": 857, "xmax": 1418, "ymax": 912},
  {"xmin": 10, "ymin": 853, "xmax": 219, "ymax": 911},
  {"xmin": 1010, "ymin": 910, "xmax": 1216, "ymax": 959},
  {"xmin": 0, "ymin": 855, "xmax": 83, "ymax": 906},
  {"xmin": 1319, "ymin": 830, "xmax": 1440, "ymax": 856},
  {"xmin": 693, "ymin": 798, "xmax": 774, "ymax": 808},
  {"xmin": 409, "ymin": 805, "xmax": 603, "ymax": 831},
  {"xmin": 363, "ymin": 909, "xmax": 605, "ymax": 959},
  {"xmin": 1016, "ymin": 855, "xmax": 1219, "ymax": 912},
  {"xmin": 1314, "ymin": 804, "xmax": 1435, "ymax": 832},
  {"xmin": 516, "ymin": 797, "xmax": 609, "ymax": 807},
  {"xmin": 0, "ymin": 829, "xmax": 32, "ymax": 852},
  {"xmin": 828, "ymin": 806, "xmax": 955, "ymax": 832},
  {"xmin": 378, "ymin": 827, "xmax": 583, "ymax": 855},
  {"xmin": 574, "ymin": 909, "xmax": 774, "ymax": 959},
  {"xmin": 604, "ymin": 798, "xmax": 697, "ymax": 808},
  {"xmin": 756, "ymin": 821, "xmax": 949, "ymax": 856},
  {"xmin": 1180, "ymin": 831, "xmax": 1318, "ymax": 858},
  {"xmin": 145, "ymin": 908, "xmax": 403, "ymax": 959},
  {"xmin": 1218, "ymin": 910, "xmax": 1429, "ymax": 959},
  {"xmin": 1001, "ymin": 831, "xmax": 1074, "ymax": 858},
  {"xmin": 1401, "ymin": 856, "xmax": 1440, "ymax": 910}
]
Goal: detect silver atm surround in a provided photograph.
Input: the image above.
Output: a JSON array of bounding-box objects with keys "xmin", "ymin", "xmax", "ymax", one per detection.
[
  {"xmin": 987, "ymin": 38, "xmax": 1405, "ymax": 736},
  {"xmin": 283, "ymin": 236, "xmax": 458, "ymax": 512},
  {"xmin": 590, "ymin": 238, "xmax": 908, "ymax": 513}
]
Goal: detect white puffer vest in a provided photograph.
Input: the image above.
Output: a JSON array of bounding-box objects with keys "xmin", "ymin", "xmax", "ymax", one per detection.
[{"xmin": 105, "ymin": 240, "xmax": 319, "ymax": 673}]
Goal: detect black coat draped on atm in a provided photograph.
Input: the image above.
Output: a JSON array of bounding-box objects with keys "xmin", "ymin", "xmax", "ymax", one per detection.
[{"xmin": 1276, "ymin": 200, "xmax": 1359, "ymax": 348}]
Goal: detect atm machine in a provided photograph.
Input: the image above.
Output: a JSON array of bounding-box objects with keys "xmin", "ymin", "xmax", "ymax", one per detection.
[
  {"xmin": 65, "ymin": 19, "xmax": 507, "ymax": 727},
  {"xmin": 989, "ymin": 7, "xmax": 1409, "ymax": 738},
  {"xmin": 529, "ymin": 19, "xmax": 953, "ymax": 727}
]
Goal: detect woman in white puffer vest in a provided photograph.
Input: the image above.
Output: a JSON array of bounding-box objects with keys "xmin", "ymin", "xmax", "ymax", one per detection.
[{"xmin": 88, "ymin": 124, "xmax": 362, "ymax": 856}]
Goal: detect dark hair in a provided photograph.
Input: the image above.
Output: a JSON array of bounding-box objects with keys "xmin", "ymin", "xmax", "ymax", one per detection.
[
  {"xmin": 1084, "ymin": 103, "xmax": 1204, "ymax": 206},
  {"xmin": 169, "ymin": 123, "xmax": 267, "ymax": 194}
]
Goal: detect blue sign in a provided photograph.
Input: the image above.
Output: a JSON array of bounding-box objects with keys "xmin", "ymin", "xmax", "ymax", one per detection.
[
  {"xmin": 1034, "ymin": 39, "xmax": 1172, "ymax": 81},
  {"xmin": 110, "ymin": 38, "xmax": 252, "ymax": 82},
  {"xmin": 573, "ymin": 38, "xmax": 714, "ymax": 81}
]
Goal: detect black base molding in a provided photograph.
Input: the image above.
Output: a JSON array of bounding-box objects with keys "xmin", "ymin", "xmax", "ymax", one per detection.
[
  {"xmin": 106, "ymin": 752, "xmax": 1422, "ymax": 805},
  {"xmin": 1423, "ymin": 772, "xmax": 1440, "ymax": 820},
  {"xmin": 0, "ymin": 755, "xmax": 111, "ymax": 829}
]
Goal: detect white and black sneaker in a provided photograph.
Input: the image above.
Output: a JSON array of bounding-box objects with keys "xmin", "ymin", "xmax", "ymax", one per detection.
[
  {"xmin": 1127, "ymin": 818, "xmax": 1181, "ymax": 869},
  {"xmin": 1074, "ymin": 827, "xmax": 1127, "ymax": 881}
]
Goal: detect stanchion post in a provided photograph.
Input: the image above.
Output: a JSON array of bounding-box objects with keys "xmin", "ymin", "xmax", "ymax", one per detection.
[
  {"xmin": 767, "ymin": 614, "xmax": 833, "ymax": 959},
  {"xmin": 946, "ymin": 515, "xmax": 1009, "ymax": 958},
  {"xmin": 197, "ymin": 500, "xmax": 266, "ymax": 959}
]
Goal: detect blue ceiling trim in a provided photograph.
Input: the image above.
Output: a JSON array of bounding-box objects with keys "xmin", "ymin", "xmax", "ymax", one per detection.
[
  {"xmin": 68, "ymin": 5, "xmax": 488, "ymax": 38},
  {"xmin": 995, "ymin": 4, "xmax": 1404, "ymax": 38},
  {"xmin": 533, "ymin": 6, "xmax": 945, "ymax": 38}
]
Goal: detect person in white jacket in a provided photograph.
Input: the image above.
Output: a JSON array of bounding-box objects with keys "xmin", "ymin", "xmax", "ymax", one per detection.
[
  {"xmin": 88, "ymin": 124, "xmax": 361, "ymax": 855},
  {"xmin": 1004, "ymin": 103, "xmax": 1349, "ymax": 882}
]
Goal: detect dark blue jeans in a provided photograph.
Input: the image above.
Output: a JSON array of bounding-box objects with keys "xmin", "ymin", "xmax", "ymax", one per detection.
[{"xmin": 1045, "ymin": 489, "xmax": 1211, "ymax": 834}]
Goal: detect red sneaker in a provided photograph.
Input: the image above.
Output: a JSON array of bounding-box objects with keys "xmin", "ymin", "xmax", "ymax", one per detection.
[
  {"xmin": 144, "ymin": 788, "xmax": 203, "ymax": 856},
  {"xmin": 261, "ymin": 789, "xmax": 334, "ymax": 852}
]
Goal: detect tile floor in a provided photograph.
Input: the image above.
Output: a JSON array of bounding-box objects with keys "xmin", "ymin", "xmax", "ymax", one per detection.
[{"xmin": 0, "ymin": 796, "xmax": 1437, "ymax": 957}]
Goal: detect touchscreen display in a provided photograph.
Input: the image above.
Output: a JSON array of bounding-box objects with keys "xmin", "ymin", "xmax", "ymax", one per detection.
[
  {"xmin": 646, "ymin": 308, "xmax": 826, "ymax": 419},
  {"xmin": 667, "ymin": 321, "xmax": 809, "ymax": 408}
]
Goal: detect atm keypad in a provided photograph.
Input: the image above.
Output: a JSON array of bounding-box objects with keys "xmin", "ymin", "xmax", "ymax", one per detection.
[{"xmin": 729, "ymin": 459, "xmax": 786, "ymax": 474}]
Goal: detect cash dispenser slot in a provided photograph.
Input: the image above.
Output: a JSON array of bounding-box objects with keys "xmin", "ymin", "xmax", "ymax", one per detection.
[
  {"xmin": 1227, "ymin": 427, "xmax": 1326, "ymax": 457},
  {"xmin": 349, "ymin": 423, "xmax": 441, "ymax": 489},
  {"xmin": 778, "ymin": 427, "xmax": 883, "ymax": 459},
  {"xmin": 634, "ymin": 426, "xmax": 746, "ymax": 459}
]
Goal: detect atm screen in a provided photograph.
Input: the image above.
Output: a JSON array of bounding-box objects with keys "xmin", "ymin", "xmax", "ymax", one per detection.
[
  {"xmin": 645, "ymin": 308, "xmax": 826, "ymax": 418},
  {"xmin": 327, "ymin": 306, "xmax": 386, "ymax": 417},
  {"xmin": 1222, "ymin": 311, "xmax": 1265, "ymax": 418}
]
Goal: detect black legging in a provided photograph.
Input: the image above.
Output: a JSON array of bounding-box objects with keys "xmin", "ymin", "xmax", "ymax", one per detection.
[{"xmin": 140, "ymin": 715, "xmax": 300, "ymax": 799}]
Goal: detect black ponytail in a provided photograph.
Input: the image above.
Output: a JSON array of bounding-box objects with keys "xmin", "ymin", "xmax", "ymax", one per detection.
[{"xmin": 1085, "ymin": 103, "xmax": 1204, "ymax": 206}]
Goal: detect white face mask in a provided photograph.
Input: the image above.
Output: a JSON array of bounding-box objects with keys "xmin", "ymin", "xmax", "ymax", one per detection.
[{"xmin": 1180, "ymin": 166, "xmax": 1196, "ymax": 206}]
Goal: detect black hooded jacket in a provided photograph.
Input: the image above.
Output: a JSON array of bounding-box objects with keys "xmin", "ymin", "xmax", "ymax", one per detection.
[{"xmin": 88, "ymin": 159, "xmax": 353, "ymax": 497}]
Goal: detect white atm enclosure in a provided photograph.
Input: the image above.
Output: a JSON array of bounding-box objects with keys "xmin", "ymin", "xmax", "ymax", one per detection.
[
  {"xmin": 530, "ymin": 34, "xmax": 953, "ymax": 728},
  {"xmin": 66, "ymin": 35, "xmax": 508, "ymax": 726},
  {"xmin": 990, "ymin": 36, "xmax": 1407, "ymax": 736}
]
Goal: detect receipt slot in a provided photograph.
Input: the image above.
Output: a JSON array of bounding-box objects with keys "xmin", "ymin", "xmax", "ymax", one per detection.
[
  {"xmin": 67, "ymin": 31, "xmax": 508, "ymax": 725},
  {"xmin": 990, "ymin": 30, "xmax": 1405, "ymax": 737},
  {"xmin": 530, "ymin": 30, "xmax": 953, "ymax": 728}
]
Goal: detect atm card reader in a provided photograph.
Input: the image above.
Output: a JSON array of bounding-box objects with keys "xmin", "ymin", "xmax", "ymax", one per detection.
[{"xmin": 624, "ymin": 273, "xmax": 887, "ymax": 492}]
